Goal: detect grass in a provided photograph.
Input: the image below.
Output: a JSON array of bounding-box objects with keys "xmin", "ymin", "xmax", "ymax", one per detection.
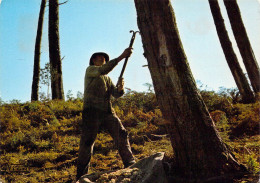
[{"xmin": 0, "ymin": 97, "xmax": 259, "ymax": 182}]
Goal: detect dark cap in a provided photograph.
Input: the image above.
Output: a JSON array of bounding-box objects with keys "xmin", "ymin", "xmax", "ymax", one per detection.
[{"xmin": 89, "ymin": 52, "xmax": 109, "ymax": 65}]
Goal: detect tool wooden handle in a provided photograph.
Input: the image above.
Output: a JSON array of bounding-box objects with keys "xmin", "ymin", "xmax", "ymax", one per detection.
[{"xmin": 117, "ymin": 30, "xmax": 139, "ymax": 86}]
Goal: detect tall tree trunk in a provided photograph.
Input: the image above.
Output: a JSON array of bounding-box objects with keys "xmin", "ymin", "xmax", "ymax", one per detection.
[
  {"xmin": 49, "ymin": 0, "xmax": 64, "ymax": 100},
  {"xmin": 134, "ymin": 0, "xmax": 245, "ymax": 181},
  {"xmin": 31, "ymin": 0, "xmax": 47, "ymax": 101},
  {"xmin": 224, "ymin": 0, "xmax": 260, "ymax": 94},
  {"xmin": 208, "ymin": 0, "xmax": 255, "ymax": 104}
]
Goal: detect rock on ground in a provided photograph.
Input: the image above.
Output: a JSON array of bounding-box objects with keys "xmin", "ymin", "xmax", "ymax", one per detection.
[{"xmin": 77, "ymin": 152, "xmax": 168, "ymax": 183}]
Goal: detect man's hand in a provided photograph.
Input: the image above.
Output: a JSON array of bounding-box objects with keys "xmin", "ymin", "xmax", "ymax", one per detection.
[
  {"xmin": 117, "ymin": 47, "xmax": 133, "ymax": 61},
  {"xmin": 117, "ymin": 78, "xmax": 124, "ymax": 92}
]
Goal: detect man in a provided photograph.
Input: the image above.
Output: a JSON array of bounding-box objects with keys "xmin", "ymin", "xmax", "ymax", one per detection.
[{"xmin": 77, "ymin": 48, "xmax": 136, "ymax": 180}]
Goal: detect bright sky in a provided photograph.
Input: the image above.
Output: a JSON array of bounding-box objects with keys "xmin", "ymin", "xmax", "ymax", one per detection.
[{"xmin": 0, "ymin": 0, "xmax": 259, "ymax": 102}]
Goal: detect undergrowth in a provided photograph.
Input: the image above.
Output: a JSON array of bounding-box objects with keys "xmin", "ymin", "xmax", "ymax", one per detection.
[{"xmin": 0, "ymin": 89, "xmax": 259, "ymax": 182}]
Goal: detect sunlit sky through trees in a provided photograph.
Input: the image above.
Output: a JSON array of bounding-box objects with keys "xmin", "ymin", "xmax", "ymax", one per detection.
[{"xmin": 0, "ymin": 0, "xmax": 259, "ymax": 102}]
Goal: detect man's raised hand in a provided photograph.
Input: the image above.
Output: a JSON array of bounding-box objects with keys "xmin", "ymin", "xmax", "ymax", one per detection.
[{"xmin": 118, "ymin": 47, "xmax": 133, "ymax": 61}]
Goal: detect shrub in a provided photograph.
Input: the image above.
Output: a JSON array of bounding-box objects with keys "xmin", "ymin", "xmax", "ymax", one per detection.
[
  {"xmin": 113, "ymin": 88, "xmax": 158, "ymax": 114},
  {"xmin": 210, "ymin": 110, "xmax": 231, "ymax": 142},
  {"xmin": 19, "ymin": 102, "xmax": 55, "ymax": 127},
  {"xmin": 26, "ymin": 151, "xmax": 60, "ymax": 167},
  {"xmin": 48, "ymin": 100, "xmax": 82, "ymax": 119},
  {"xmin": 246, "ymin": 155, "xmax": 260, "ymax": 174},
  {"xmin": 200, "ymin": 90, "xmax": 232, "ymax": 112},
  {"xmin": 10, "ymin": 131, "xmax": 25, "ymax": 149},
  {"xmin": 229, "ymin": 102, "xmax": 260, "ymax": 138}
]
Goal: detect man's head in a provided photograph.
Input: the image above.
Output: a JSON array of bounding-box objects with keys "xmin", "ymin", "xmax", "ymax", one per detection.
[{"xmin": 89, "ymin": 52, "xmax": 109, "ymax": 66}]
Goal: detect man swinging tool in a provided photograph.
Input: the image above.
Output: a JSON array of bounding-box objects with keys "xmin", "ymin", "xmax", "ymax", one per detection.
[{"xmin": 77, "ymin": 31, "xmax": 139, "ymax": 180}]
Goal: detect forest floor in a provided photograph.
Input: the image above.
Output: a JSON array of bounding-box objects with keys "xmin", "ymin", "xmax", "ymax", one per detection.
[{"xmin": 0, "ymin": 95, "xmax": 259, "ymax": 182}]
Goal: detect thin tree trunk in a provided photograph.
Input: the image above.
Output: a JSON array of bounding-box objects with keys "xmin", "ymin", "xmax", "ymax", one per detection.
[
  {"xmin": 134, "ymin": 0, "xmax": 245, "ymax": 181},
  {"xmin": 208, "ymin": 0, "xmax": 255, "ymax": 103},
  {"xmin": 49, "ymin": 0, "xmax": 64, "ymax": 100},
  {"xmin": 224, "ymin": 0, "xmax": 260, "ymax": 93},
  {"xmin": 31, "ymin": 0, "xmax": 47, "ymax": 101}
]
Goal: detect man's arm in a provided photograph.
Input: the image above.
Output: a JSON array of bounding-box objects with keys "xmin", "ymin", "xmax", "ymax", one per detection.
[
  {"xmin": 86, "ymin": 59, "xmax": 119, "ymax": 77},
  {"xmin": 110, "ymin": 78, "xmax": 125, "ymax": 98},
  {"xmin": 86, "ymin": 48, "xmax": 133, "ymax": 77}
]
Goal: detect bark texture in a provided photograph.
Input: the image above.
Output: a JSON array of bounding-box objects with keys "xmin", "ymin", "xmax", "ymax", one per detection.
[
  {"xmin": 208, "ymin": 0, "xmax": 255, "ymax": 103},
  {"xmin": 49, "ymin": 0, "xmax": 64, "ymax": 100},
  {"xmin": 224, "ymin": 0, "xmax": 260, "ymax": 93},
  {"xmin": 31, "ymin": 0, "xmax": 46, "ymax": 101},
  {"xmin": 134, "ymin": 0, "xmax": 245, "ymax": 181}
]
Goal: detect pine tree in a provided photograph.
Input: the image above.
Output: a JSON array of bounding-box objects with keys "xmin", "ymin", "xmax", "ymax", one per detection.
[
  {"xmin": 31, "ymin": 0, "xmax": 47, "ymax": 101},
  {"xmin": 224, "ymin": 0, "xmax": 260, "ymax": 93},
  {"xmin": 208, "ymin": 0, "xmax": 255, "ymax": 103},
  {"xmin": 134, "ymin": 0, "xmax": 246, "ymax": 181},
  {"xmin": 49, "ymin": 0, "xmax": 64, "ymax": 100}
]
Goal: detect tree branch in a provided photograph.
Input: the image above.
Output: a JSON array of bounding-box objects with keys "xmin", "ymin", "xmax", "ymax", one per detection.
[
  {"xmin": 59, "ymin": 0, "xmax": 68, "ymax": 6},
  {"xmin": 46, "ymin": 0, "xmax": 68, "ymax": 7}
]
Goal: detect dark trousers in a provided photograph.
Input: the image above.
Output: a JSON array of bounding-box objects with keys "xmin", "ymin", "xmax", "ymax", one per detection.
[{"xmin": 76, "ymin": 108, "xmax": 135, "ymax": 180}]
